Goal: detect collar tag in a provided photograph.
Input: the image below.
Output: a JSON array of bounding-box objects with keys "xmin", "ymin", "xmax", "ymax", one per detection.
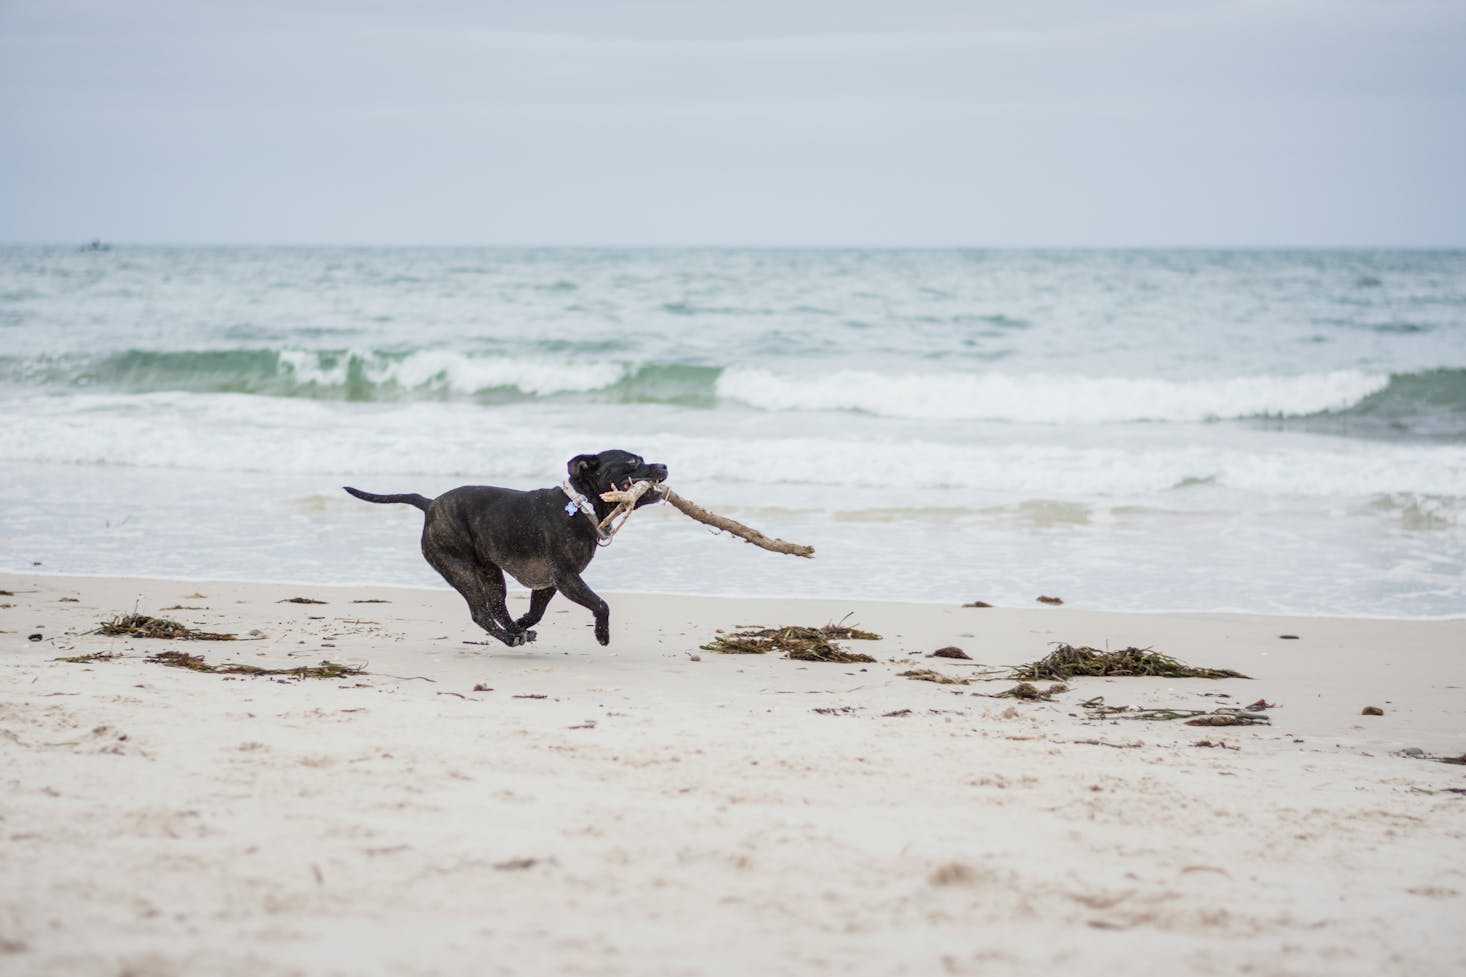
[{"xmin": 561, "ymin": 481, "xmax": 598, "ymax": 521}]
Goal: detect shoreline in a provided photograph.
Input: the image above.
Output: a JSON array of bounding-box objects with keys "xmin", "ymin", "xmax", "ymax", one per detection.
[
  {"xmin": 8, "ymin": 565, "xmax": 1464, "ymax": 624},
  {"xmin": 3, "ymin": 571, "xmax": 1464, "ymax": 975}
]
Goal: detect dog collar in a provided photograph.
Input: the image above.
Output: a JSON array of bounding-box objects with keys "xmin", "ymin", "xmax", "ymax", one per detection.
[
  {"xmin": 562, "ymin": 481, "xmax": 611, "ymax": 541},
  {"xmin": 562, "ymin": 480, "xmax": 596, "ymax": 518}
]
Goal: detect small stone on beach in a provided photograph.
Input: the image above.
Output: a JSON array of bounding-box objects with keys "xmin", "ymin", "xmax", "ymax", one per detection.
[{"xmin": 1361, "ymin": 706, "xmax": 1384, "ymax": 716}]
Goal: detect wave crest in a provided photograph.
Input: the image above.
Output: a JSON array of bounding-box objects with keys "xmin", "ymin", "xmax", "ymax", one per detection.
[
  {"xmin": 11, "ymin": 347, "xmax": 1458, "ymax": 431},
  {"xmin": 275, "ymin": 349, "xmax": 624, "ymax": 398}
]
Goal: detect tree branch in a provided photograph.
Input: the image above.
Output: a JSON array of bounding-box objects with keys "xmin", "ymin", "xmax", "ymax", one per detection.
[{"xmin": 599, "ymin": 483, "xmax": 815, "ymax": 558}]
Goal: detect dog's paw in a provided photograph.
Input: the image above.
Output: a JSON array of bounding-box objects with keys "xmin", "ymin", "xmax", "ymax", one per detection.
[
  {"xmin": 521, "ymin": 629, "xmax": 537, "ymax": 644},
  {"xmin": 595, "ymin": 627, "xmax": 610, "ymax": 646}
]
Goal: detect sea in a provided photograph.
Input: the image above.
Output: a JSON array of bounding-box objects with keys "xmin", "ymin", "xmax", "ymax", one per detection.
[{"xmin": 2, "ymin": 246, "xmax": 1463, "ymax": 619}]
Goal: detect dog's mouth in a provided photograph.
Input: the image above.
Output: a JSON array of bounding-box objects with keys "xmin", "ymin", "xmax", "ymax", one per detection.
[
  {"xmin": 616, "ymin": 476, "xmax": 664, "ymax": 491},
  {"xmin": 615, "ymin": 467, "xmax": 667, "ymax": 506}
]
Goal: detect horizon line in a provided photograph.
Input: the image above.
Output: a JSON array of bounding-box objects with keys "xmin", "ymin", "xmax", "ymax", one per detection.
[{"xmin": 5, "ymin": 240, "xmax": 1465, "ymax": 252}]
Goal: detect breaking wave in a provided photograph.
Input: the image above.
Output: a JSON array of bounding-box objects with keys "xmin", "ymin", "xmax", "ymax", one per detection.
[{"xmin": 7, "ymin": 347, "xmax": 1462, "ymax": 433}]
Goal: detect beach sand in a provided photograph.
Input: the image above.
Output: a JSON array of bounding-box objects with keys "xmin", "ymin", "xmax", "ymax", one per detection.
[{"xmin": 2, "ymin": 571, "xmax": 1463, "ymax": 976}]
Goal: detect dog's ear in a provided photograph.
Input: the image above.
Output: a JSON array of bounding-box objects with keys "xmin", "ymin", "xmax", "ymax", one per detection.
[{"xmin": 567, "ymin": 454, "xmax": 601, "ymax": 479}]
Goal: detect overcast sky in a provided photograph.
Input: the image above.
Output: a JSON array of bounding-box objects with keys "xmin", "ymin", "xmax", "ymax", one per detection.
[{"xmin": 2, "ymin": 0, "xmax": 1463, "ymax": 247}]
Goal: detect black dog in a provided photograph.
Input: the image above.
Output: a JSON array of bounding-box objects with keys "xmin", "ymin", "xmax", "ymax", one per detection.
[{"xmin": 344, "ymin": 450, "xmax": 667, "ymax": 647}]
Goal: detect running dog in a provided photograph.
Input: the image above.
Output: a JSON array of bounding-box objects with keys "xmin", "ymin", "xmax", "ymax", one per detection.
[{"xmin": 344, "ymin": 449, "xmax": 667, "ymax": 647}]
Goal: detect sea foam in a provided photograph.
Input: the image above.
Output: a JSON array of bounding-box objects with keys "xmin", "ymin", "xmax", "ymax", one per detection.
[
  {"xmin": 5, "ymin": 392, "xmax": 1463, "ymax": 505},
  {"xmin": 715, "ymin": 368, "xmax": 1392, "ymax": 423}
]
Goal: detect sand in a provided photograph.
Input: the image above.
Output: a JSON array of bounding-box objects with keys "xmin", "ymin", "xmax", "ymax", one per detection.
[{"xmin": 2, "ymin": 571, "xmax": 1464, "ymax": 976}]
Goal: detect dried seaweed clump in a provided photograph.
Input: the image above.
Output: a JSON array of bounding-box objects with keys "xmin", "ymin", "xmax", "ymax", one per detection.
[
  {"xmin": 821, "ymin": 622, "xmax": 881, "ymax": 641},
  {"xmin": 146, "ymin": 650, "xmax": 363, "ymax": 679},
  {"xmin": 1184, "ymin": 713, "xmax": 1268, "ymax": 727},
  {"xmin": 899, "ymin": 669, "xmax": 970, "ymax": 686},
  {"xmin": 997, "ymin": 682, "xmax": 1068, "ymax": 700},
  {"xmin": 54, "ymin": 651, "xmax": 121, "ymax": 664},
  {"xmin": 1011, "ymin": 644, "xmax": 1249, "ymax": 681},
  {"xmin": 1081, "ymin": 697, "xmax": 1270, "ymax": 725},
  {"xmin": 701, "ymin": 623, "xmax": 880, "ymax": 663},
  {"xmin": 96, "ymin": 614, "xmax": 236, "ymax": 641}
]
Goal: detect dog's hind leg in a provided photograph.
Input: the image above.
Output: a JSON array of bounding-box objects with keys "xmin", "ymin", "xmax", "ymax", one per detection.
[
  {"xmin": 476, "ymin": 565, "xmax": 538, "ymax": 643},
  {"xmin": 516, "ymin": 588, "xmax": 556, "ymax": 631},
  {"xmin": 553, "ymin": 574, "xmax": 611, "ymax": 646},
  {"xmin": 424, "ymin": 549, "xmax": 531, "ymax": 647}
]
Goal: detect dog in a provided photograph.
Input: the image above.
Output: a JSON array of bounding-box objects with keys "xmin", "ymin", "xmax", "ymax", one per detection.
[{"xmin": 344, "ymin": 450, "xmax": 667, "ymax": 647}]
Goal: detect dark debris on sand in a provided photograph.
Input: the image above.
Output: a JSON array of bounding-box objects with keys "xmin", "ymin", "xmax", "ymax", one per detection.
[
  {"xmin": 94, "ymin": 614, "xmax": 237, "ymax": 641},
  {"xmin": 1012, "ymin": 644, "xmax": 1249, "ymax": 681},
  {"xmin": 145, "ymin": 650, "xmax": 364, "ymax": 679},
  {"xmin": 701, "ymin": 622, "xmax": 881, "ymax": 663}
]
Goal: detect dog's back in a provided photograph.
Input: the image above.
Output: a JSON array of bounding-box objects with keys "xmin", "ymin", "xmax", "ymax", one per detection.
[{"xmin": 424, "ymin": 486, "xmax": 578, "ymax": 587}]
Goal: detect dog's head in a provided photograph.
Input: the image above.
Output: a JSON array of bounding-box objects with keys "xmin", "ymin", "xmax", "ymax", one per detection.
[{"xmin": 567, "ymin": 450, "xmax": 668, "ymax": 509}]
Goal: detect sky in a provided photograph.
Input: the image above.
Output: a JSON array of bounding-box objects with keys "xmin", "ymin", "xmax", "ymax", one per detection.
[{"xmin": 2, "ymin": 0, "xmax": 1464, "ymax": 247}]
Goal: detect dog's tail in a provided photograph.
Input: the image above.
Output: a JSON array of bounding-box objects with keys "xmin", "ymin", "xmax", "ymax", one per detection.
[{"xmin": 343, "ymin": 486, "xmax": 431, "ymax": 511}]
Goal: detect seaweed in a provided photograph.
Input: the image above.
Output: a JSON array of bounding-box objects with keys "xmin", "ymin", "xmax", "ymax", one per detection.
[
  {"xmin": 789, "ymin": 644, "xmax": 877, "ymax": 664},
  {"xmin": 145, "ymin": 650, "xmax": 363, "ymax": 679},
  {"xmin": 54, "ymin": 651, "xmax": 121, "ymax": 664},
  {"xmin": 1401, "ymin": 749, "xmax": 1466, "ymax": 766},
  {"xmin": 995, "ymin": 682, "xmax": 1068, "ymax": 700},
  {"xmin": 701, "ymin": 622, "xmax": 880, "ymax": 663},
  {"xmin": 1011, "ymin": 643, "xmax": 1249, "ymax": 681},
  {"xmin": 95, "ymin": 614, "xmax": 237, "ymax": 641},
  {"xmin": 1080, "ymin": 697, "xmax": 1270, "ymax": 725},
  {"xmin": 819, "ymin": 614, "xmax": 881, "ymax": 642},
  {"xmin": 278, "ymin": 597, "xmax": 327, "ymax": 605},
  {"xmin": 899, "ymin": 668, "xmax": 970, "ymax": 686},
  {"xmin": 1185, "ymin": 714, "xmax": 1269, "ymax": 727}
]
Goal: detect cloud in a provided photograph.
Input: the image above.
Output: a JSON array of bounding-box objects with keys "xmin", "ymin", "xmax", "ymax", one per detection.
[
  {"xmin": 2, "ymin": 0, "xmax": 1463, "ymax": 244},
  {"xmin": 9, "ymin": 0, "xmax": 1462, "ymax": 110}
]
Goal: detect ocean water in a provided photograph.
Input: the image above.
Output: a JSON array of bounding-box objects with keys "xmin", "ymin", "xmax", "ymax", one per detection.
[{"xmin": 2, "ymin": 246, "xmax": 1463, "ymax": 618}]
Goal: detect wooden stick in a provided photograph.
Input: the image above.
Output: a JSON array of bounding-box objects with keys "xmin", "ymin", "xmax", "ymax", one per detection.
[
  {"xmin": 600, "ymin": 483, "xmax": 815, "ymax": 558},
  {"xmin": 597, "ymin": 479, "xmax": 656, "ymax": 532}
]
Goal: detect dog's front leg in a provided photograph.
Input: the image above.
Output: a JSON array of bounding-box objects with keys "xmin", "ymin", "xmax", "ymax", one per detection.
[
  {"xmin": 516, "ymin": 587, "xmax": 557, "ymax": 632},
  {"xmin": 554, "ymin": 574, "xmax": 611, "ymax": 646}
]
